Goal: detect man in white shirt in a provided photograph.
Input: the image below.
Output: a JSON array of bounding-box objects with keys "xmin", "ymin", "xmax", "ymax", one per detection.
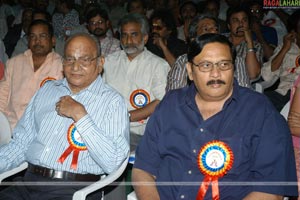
[{"xmin": 103, "ymin": 13, "xmax": 169, "ymax": 151}]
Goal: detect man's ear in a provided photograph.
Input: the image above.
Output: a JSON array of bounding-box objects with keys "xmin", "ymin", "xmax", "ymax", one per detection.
[
  {"xmin": 97, "ymin": 56, "xmax": 105, "ymax": 74},
  {"xmin": 186, "ymin": 62, "xmax": 194, "ymax": 81},
  {"xmin": 52, "ymin": 36, "xmax": 56, "ymax": 48},
  {"xmin": 143, "ymin": 34, "xmax": 149, "ymax": 44}
]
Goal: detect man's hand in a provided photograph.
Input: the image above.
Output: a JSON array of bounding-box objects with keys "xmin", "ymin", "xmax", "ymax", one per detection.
[
  {"xmin": 152, "ymin": 33, "xmax": 167, "ymax": 50},
  {"xmin": 55, "ymin": 96, "xmax": 87, "ymax": 122},
  {"xmin": 282, "ymin": 32, "xmax": 296, "ymax": 52}
]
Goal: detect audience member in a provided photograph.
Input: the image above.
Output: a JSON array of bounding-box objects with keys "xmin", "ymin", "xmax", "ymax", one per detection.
[
  {"xmin": 248, "ymin": 1, "xmax": 277, "ymax": 61},
  {"xmin": 147, "ymin": 8, "xmax": 187, "ymax": 67},
  {"xmin": 86, "ymin": 7, "xmax": 120, "ymax": 57},
  {"xmin": 52, "ymin": 0, "xmax": 80, "ymax": 40},
  {"xmin": 11, "ymin": 9, "xmax": 55, "ymax": 57},
  {"xmin": 0, "ymin": 38, "xmax": 8, "ymax": 63},
  {"xmin": 177, "ymin": 0, "xmax": 198, "ymax": 42},
  {"xmin": 203, "ymin": 0, "xmax": 228, "ymax": 34},
  {"xmin": 103, "ymin": 13, "xmax": 169, "ymax": 151},
  {"xmin": 225, "ymin": 6, "xmax": 262, "ymax": 88},
  {"xmin": 0, "ymin": 32, "xmax": 129, "ymax": 199},
  {"xmin": 105, "ymin": 0, "xmax": 127, "ymax": 33},
  {"xmin": 262, "ymin": 9, "xmax": 288, "ymax": 44},
  {"xmin": 127, "ymin": 0, "xmax": 147, "ymax": 16},
  {"xmin": 261, "ymin": 9, "xmax": 300, "ymax": 111},
  {"xmin": 0, "ymin": 0, "xmax": 15, "ymax": 40},
  {"xmin": 132, "ymin": 33, "xmax": 298, "ymax": 200},
  {"xmin": 166, "ymin": 14, "xmax": 219, "ymax": 91},
  {"xmin": 0, "ymin": 20, "xmax": 63, "ymax": 130},
  {"xmin": 288, "ymin": 74, "xmax": 300, "ymax": 200},
  {"xmin": 0, "ymin": 60, "xmax": 4, "ymax": 80},
  {"xmin": 3, "ymin": 7, "xmax": 33, "ymax": 57}
]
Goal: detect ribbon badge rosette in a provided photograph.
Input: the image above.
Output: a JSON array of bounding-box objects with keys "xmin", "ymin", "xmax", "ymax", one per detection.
[
  {"xmin": 130, "ymin": 89, "xmax": 150, "ymax": 109},
  {"xmin": 197, "ymin": 140, "xmax": 234, "ymax": 200},
  {"xmin": 57, "ymin": 123, "xmax": 87, "ymax": 170},
  {"xmin": 40, "ymin": 76, "xmax": 56, "ymax": 87}
]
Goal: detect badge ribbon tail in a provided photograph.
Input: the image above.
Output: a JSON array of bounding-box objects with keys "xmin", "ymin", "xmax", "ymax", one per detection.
[
  {"xmin": 196, "ymin": 176, "xmax": 220, "ymax": 200},
  {"xmin": 57, "ymin": 146, "xmax": 80, "ymax": 170}
]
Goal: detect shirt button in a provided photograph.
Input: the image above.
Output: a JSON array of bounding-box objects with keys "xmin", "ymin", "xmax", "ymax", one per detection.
[
  {"xmin": 188, "ymin": 170, "xmax": 192, "ymax": 174},
  {"xmin": 200, "ymin": 128, "xmax": 204, "ymax": 132},
  {"xmin": 193, "ymin": 149, "xmax": 197, "ymax": 153},
  {"xmin": 180, "ymin": 195, "xmax": 185, "ymax": 199}
]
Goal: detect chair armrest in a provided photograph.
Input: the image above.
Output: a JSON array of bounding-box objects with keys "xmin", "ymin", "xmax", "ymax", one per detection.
[
  {"xmin": 254, "ymin": 77, "xmax": 279, "ymax": 93},
  {"xmin": 72, "ymin": 153, "xmax": 130, "ymax": 200},
  {"xmin": 127, "ymin": 191, "xmax": 137, "ymax": 200},
  {"xmin": 0, "ymin": 162, "xmax": 28, "ymax": 183}
]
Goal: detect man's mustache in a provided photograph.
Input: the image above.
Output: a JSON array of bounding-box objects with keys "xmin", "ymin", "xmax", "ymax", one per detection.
[
  {"xmin": 33, "ymin": 45, "xmax": 43, "ymax": 49},
  {"xmin": 207, "ymin": 80, "xmax": 226, "ymax": 86}
]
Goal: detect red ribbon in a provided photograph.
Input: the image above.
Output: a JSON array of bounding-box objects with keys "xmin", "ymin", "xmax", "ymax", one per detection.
[
  {"xmin": 197, "ymin": 176, "xmax": 220, "ymax": 200},
  {"xmin": 57, "ymin": 146, "xmax": 80, "ymax": 170}
]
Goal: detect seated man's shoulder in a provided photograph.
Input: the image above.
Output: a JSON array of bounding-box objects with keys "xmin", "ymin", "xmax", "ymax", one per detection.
[
  {"xmin": 238, "ymin": 86, "xmax": 278, "ymax": 113},
  {"xmin": 144, "ymin": 49, "xmax": 169, "ymax": 65}
]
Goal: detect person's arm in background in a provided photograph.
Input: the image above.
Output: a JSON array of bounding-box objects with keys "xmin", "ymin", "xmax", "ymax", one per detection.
[
  {"xmin": 271, "ymin": 32, "xmax": 295, "ymax": 72},
  {"xmin": 244, "ymin": 28, "xmax": 261, "ymax": 79},
  {"xmin": 132, "ymin": 168, "xmax": 160, "ymax": 200},
  {"xmin": 288, "ymin": 78, "xmax": 300, "ymax": 137},
  {"xmin": 129, "ymin": 100, "xmax": 160, "ymax": 122},
  {"xmin": 243, "ymin": 192, "xmax": 282, "ymax": 200},
  {"xmin": 152, "ymin": 35, "xmax": 176, "ymax": 67}
]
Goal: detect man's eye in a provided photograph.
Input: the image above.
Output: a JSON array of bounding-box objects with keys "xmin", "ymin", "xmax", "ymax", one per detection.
[{"xmin": 202, "ymin": 63, "xmax": 211, "ymax": 68}]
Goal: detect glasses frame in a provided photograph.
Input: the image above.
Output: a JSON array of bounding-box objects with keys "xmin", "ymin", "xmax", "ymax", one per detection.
[
  {"xmin": 62, "ymin": 56, "xmax": 99, "ymax": 67},
  {"xmin": 191, "ymin": 60, "xmax": 233, "ymax": 72},
  {"xmin": 27, "ymin": 33, "xmax": 50, "ymax": 41}
]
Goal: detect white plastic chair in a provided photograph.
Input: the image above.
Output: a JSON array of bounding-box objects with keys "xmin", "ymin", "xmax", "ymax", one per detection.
[
  {"xmin": 0, "ymin": 153, "xmax": 130, "ymax": 200},
  {"xmin": 0, "ymin": 111, "xmax": 11, "ymax": 145},
  {"xmin": 280, "ymin": 101, "xmax": 290, "ymax": 120},
  {"xmin": 254, "ymin": 76, "xmax": 279, "ymax": 93}
]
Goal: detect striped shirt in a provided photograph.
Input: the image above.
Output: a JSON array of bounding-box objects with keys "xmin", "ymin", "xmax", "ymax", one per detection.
[
  {"xmin": 100, "ymin": 36, "xmax": 121, "ymax": 57},
  {"xmin": 166, "ymin": 54, "xmax": 188, "ymax": 92},
  {"xmin": 0, "ymin": 76, "xmax": 130, "ymax": 175},
  {"xmin": 233, "ymin": 40, "xmax": 263, "ymax": 88}
]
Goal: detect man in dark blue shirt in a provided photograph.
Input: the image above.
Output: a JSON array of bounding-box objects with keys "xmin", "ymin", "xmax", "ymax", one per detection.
[{"xmin": 132, "ymin": 33, "xmax": 298, "ymax": 200}]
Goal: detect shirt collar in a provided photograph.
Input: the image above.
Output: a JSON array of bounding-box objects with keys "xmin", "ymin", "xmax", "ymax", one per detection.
[{"xmin": 54, "ymin": 75, "xmax": 104, "ymax": 95}]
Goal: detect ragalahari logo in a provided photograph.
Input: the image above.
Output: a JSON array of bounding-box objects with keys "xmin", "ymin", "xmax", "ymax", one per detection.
[{"xmin": 263, "ymin": 0, "xmax": 300, "ymax": 8}]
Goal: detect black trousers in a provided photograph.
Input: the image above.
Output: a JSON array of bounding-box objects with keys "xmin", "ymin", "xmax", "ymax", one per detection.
[{"xmin": 0, "ymin": 170, "xmax": 126, "ymax": 200}]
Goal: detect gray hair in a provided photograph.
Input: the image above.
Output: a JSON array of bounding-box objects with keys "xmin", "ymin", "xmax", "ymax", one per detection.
[
  {"xmin": 64, "ymin": 32, "xmax": 101, "ymax": 56},
  {"xmin": 118, "ymin": 13, "xmax": 149, "ymax": 36},
  {"xmin": 188, "ymin": 14, "xmax": 219, "ymax": 39}
]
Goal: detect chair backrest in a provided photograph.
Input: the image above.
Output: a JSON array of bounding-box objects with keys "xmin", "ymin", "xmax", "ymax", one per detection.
[
  {"xmin": 0, "ymin": 111, "xmax": 11, "ymax": 145},
  {"xmin": 280, "ymin": 101, "xmax": 290, "ymax": 120}
]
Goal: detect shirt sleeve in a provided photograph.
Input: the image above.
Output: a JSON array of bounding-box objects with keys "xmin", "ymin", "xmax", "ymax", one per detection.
[
  {"xmin": 152, "ymin": 60, "xmax": 170, "ymax": 100},
  {"xmin": 0, "ymin": 59, "xmax": 12, "ymax": 112},
  {"xmin": 133, "ymin": 109, "xmax": 162, "ymax": 176},
  {"xmin": 76, "ymin": 95, "xmax": 130, "ymax": 174},
  {"xmin": 261, "ymin": 44, "xmax": 283, "ymax": 81},
  {"xmin": 0, "ymin": 92, "xmax": 37, "ymax": 173},
  {"xmin": 250, "ymin": 110, "xmax": 298, "ymax": 196}
]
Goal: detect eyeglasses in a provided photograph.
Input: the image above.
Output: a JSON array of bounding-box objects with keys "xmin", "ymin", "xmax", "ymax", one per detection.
[
  {"xmin": 250, "ymin": 9, "xmax": 261, "ymax": 14},
  {"xmin": 192, "ymin": 60, "xmax": 233, "ymax": 72},
  {"xmin": 62, "ymin": 56, "xmax": 99, "ymax": 67},
  {"xmin": 28, "ymin": 33, "xmax": 50, "ymax": 41},
  {"xmin": 152, "ymin": 24, "xmax": 163, "ymax": 31},
  {"xmin": 89, "ymin": 20, "xmax": 104, "ymax": 26},
  {"xmin": 199, "ymin": 25, "xmax": 219, "ymax": 33}
]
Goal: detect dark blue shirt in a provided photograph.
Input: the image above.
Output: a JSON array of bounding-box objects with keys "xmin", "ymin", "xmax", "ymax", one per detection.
[{"xmin": 134, "ymin": 80, "xmax": 298, "ymax": 200}]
